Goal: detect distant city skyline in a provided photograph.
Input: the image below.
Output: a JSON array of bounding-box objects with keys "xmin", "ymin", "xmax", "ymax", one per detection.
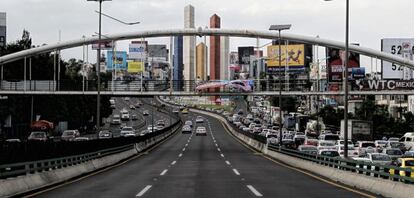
[{"xmin": 1, "ymin": 0, "xmax": 414, "ymax": 73}]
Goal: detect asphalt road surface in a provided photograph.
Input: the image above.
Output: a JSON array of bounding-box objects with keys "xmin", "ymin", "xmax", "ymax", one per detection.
[{"xmin": 34, "ymin": 111, "xmax": 370, "ymax": 198}]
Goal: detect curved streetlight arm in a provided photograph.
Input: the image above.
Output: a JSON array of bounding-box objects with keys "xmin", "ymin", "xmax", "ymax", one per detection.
[{"xmin": 95, "ymin": 10, "xmax": 140, "ymax": 25}]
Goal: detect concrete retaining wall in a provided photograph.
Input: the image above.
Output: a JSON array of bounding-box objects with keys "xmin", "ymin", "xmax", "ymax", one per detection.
[
  {"xmin": 0, "ymin": 126, "xmax": 179, "ymax": 198},
  {"xmin": 192, "ymin": 108, "xmax": 414, "ymax": 198}
]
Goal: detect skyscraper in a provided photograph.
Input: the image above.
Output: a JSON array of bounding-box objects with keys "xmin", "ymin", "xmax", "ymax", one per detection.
[
  {"xmin": 173, "ymin": 36, "xmax": 183, "ymax": 91},
  {"xmin": 220, "ymin": 36, "xmax": 229, "ymax": 80},
  {"xmin": 0, "ymin": 12, "xmax": 6, "ymax": 47},
  {"xmin": 196, "ymin": 42, "xmax": 206, "ymax": 81},
  {"xmin": 183, "ymin": 5, "xmax": 196, "ymax": 86},
  {"xmin": 209, "ymin": 14, "xmax": 221, "ymax": 80}
]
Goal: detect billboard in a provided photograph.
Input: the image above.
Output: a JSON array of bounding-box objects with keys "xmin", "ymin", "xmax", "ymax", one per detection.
[
  {"xmin": 129, "ymin": 43, "xmax": 147, "ymax": 60},
  {"xmin": 381, "ymin": 38, "xmax": 414, "ymax": 79},
  {"xmin": 128, "ymin": 61, "xmax": 144, "ymax": 73},
  {"xmin": 148, "ymin": 45, "xmax": 168, "ymax": 61},
  {"xmin": 351, "ymin": 67, "xmax": 365, "ymax": 79},
  {"xmin": 267, "ymin": 44, "xmax": 305, "ymax": 72},
  {"xmin": 92, "ymin": 41, "xmax": 114, "ymax": 50},
  {"xmin": 238, "ymin": 47, "xmax": 254, "ymax": 65},
  {"xmin": 107, "ymin": 51, "xmax": 127, "ymax": 70},
  {"xmin": 326, "ymin": 45, "xmax": 360, "ymax": 82},
  {"xmin": 353, "ymin": 79, "xmax": 414, "ymax": 91},
  {"xmin": 0, "ymin": 12, "xmax": 6, "ymax": 47}
]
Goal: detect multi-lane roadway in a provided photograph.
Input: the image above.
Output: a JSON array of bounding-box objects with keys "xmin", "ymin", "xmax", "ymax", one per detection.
[{"xmin": 30, "ymin": 109, "xmax": 372, "ymax": 198}]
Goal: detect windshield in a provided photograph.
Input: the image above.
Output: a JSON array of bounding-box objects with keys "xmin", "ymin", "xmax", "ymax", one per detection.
[
  {"xmin": 320, "ymin": 142, "xmax": 335, "ymax": 146},
  {"xmin": 386, "ymin": 149, "xmax": 402, "ymax": 155},
  {"xmin": 62, "ymin": 131, "xmax": 74, "ymax": 136},
  {"xmin": 31, "ymin": 132, "xmax": 46, "ymax": 138},
  {"xmin": 390, "ymin": 142, "xmax": 403, "ymax": 147},
  {"xmin": 324, "ymin": 135, "xmax": 340, "ymax": 141},
  {"xmin": 405, "ymin": 160, "xmax": 414, "ymax": 167},
  {"xmin": 321, "ymin": 151, "xmax": 339, "ymax": 157},
  {"xmin": 123, "ymin": 127, "xmax": 133, "ymax": 131},
  {"xmin": 361, "ymin": 143, "xmax": 375, "ymax": 147},
  {"xmin": 371, "ymin": 154, "xmax": 391, "ymax": 161}
]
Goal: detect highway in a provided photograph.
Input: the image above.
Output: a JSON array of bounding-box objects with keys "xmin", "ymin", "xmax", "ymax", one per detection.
[{"xmin": 33, "ymin": 110, "xmax": 369, "ymax": 198}]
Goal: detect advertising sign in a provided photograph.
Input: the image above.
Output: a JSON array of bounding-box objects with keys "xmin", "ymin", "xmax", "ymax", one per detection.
[
  {"xmin": 238, "ymin": 47, "xmax": 254, "ymax": 65},
  {"xmin": 381, "ymin": 38, "xmax": 414, "ymax": 79},
  {"xmin": 351, "ymin": 67, "xmax": 365, "ymax": 79},
  {"xmin": 353, "ymin": 79, "xmax": 414, "ymax": 91},
  {"xmin": 128, "ymin": 61, "xmax": 144, "ymax": 73},
  {"xmin": 107, "ymin": 51, "xmax": 127, "ymax": 70},
  {"xmin": 148, "ymin": 45, "xmax": 168, "ymax": 61},
  {"xmin": 129, "ymin": 43, "xmax": 147, "ymax": 60},
  {"xmin": 326, "ymin": 46, "xmax": 360, "ymax": 82},
  {"xmin": 267, "ymin": 44, "xmax": 305, "ymax": 72},
  {"xmin": 92, "ymin": 41, "xmax": 114, "ymax": 50}
]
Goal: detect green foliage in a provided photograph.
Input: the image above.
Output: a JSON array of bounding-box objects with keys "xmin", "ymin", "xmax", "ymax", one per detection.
[{"xmin": 0, "ymin": 30, "xmax": 112, "ymax": 135}]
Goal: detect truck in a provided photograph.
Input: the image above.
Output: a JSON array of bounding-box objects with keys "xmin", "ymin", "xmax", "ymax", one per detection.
[
  {"xmin": 305, "ymin": 120, "xmax": 325, "ymax": 137},
  {"xmin": 30, "ymin": 120, "xmax": 55, "ymax": 136},
  {"xmin": 340, "ymin": 120, "xmax": 373, "ymax": 142}
]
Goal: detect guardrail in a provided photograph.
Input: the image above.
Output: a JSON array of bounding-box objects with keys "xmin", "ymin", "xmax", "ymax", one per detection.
[
  {"xmin": 0, "ymin": 144, "xmax": 134, "ymax": 178},
  {"xmin": 186, "ymin": 104, "xmax": 414, "ymax": 184}
]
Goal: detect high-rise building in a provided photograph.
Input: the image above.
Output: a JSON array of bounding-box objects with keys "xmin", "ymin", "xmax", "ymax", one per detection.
[
  {"xmin": 209, "ymin": 14, "xmax": 221, "ymax": 80},
  {"xmin": 220, "ymin": 36, "xmax": 229, "ymax": 80},
  {"xmin": 183, "ymin": 5, "xmax": 196, "ymax": 85},
  {"xmin": 0, "ymin": 12, "xmax": 6, "ymax": 47},
  {"xmin": 173, "ymin": 36, "xmax": 183, "ymax": 91},
  {"xmin": 196, "ymin": 42, "xmax": 206, "ymax": 80}
]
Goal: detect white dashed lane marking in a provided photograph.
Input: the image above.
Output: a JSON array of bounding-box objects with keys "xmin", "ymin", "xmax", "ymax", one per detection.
[
  {"xmin": 179, "ymin": 153, "xmax": 183, "ymax": 157},
  {"xmin": 217, "ymin": 148, "xmax": 221, "ymax": 152},
  {"xmin": 225, "ymin": 161, "xmax": 231, "ymax": 165},
  {"xmin": 233, "ymin": 169, "xmax": 240, "ymax": 175},
  {"xmin": 247, "ymin": 185, "xmax": 263, "ymax": 197},
  {"xmin": 171, "ymin": 161, "xmax": 176, "ymax": 165},
  {"xmin": 136, "ymin": 185, "xmax": 152, "ymax": 197},
  {"xmin": 160, "ymin": 169, "xmax": 168, "ymax": 176},
  {"xmin": 220, "ymin": 154, "xmax": 225, "ymax": 158}
]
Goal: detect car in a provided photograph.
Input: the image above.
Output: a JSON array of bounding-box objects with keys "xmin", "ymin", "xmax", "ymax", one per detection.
[
  {"xmin": 337, "ymin": 146, "xmax": 359, "ymax": 158},
  {"xmin": 130, "ymin": 105, "xmax": 135, "ymax": 110},
  {"xmin": 400, "ymin": 132, "xmax": 414, "ymax": 151},
  {"xmin": 73, "ymin": 137, "xmax": 90, "ymax": 141},
  {"xmin": 403, "ymin": 151, "xmax": 414, "ymax": 157},
  {"xmin": 157, "ymin": 120, "xmax": 166, "ymax": 127},
  {"xmin": 318, "ymin": 149, "xmax": 340, "ymax": 158},
  {"xmin": 266, "ymin": 133, "xmax": 279, "ymax": 145},
  {"xmin": 147, "ymin": 125, "xmax": 158, "ymax": 132},
  {"xmin": 336, "ymin": 140, "xmax": 355, "ymax": 148},
  {"xmin": 61, "ymin": 130, "xmax": 80, "ymax": 141},
  {"xmin": 304, "ymin": 138, "xmax": 319, "ymax": 147},
  {"xmin": 28, "ymin": 131, "xmax": 48, "ymax": 141},
  {"xmin": 317, "ymin": 141, "xmax": 337, "ymax": 151},
  {"xmin": 375, "ymin": 140, "xmax": 388, "ymax": 152},
  {"xmin": 195, "ymin": 116, "xmax": 204, "ymax": 123},
  {"xmin": 110, "ymin": 104, "xmax": 116, "ymax": 109},
  {"xmin": 382, "ymin": 148, "xmax": 403, "ymax": 161},
  {"xmin": 134, "ymin": 103, "xmax": 141, "ymax": 108},
  {"xmin": 365, "ymin": 153, "xmax": 393, "ymax": 165},
  {"xmin": 140, "ymin": 130, "xmax": 149, "ymax": 136},
  {"xmin": 182, "ymin": 125, "xmax": 192, "ymax": 134},
  {"xmin": 172, "ymin": 109, "xmax": 179, "ymax": 114},
  {"xmin": 196, "ymin": 126, "xmax": 207, "ymax": 136},
  {"xmin": 111, "ymin": 114, "xmax": 121, "ymax": 125},
  {"xmin": 121, "ymin": 110, "xmax": 130, "ymax": 121},
  {"xmin": 388, "ymin": 137, "xmax": 400, "ymax": 142},
  {"xmin": 298, "ymin": 145, "xmax": 318, "ymax": 155},
  {"xmin": 389, "ymin": 158, "xmax": 414, "ymax": 179},
  {"xmin": 182, "ymin": 108, "xmax": 189, "ymax": 114},
  {"xmin": 143, "ymin": 110, "xmax": 150, "ymax": 116},
  {"xmin": 318, "ymin": 133, "xmax": 340, "ymax": 143},
  {"xmin": 131, "ymin": 114, "xmax": 138, "ymax": 120},
  {"xmin": 124, "ymin": 97, "xmax": 130, "ymax": 101},
  {"xmin": 120, "ymin": 127, "xmax": 135, "ymax": 137},
  {"xmin": 98, "ymin": 130, "xmax": 113, "ymax": 139},
  {"xmin": 386, "ymin": 141, "xmax": 407, "ymax": 153},
  {"xmin": 293, "ymin": 134, "xmax": 306, "ymax": 145},
  {"xmin": 185, "ymin": 120, "xmax": 193, "ymax": 127},
  {"xmin": 237, "ymin": 109, "xmax": 244, "ymax": 115},
  {"xmin": 357, "ymin": 141, "xmax": 377, "ymax": 157}
]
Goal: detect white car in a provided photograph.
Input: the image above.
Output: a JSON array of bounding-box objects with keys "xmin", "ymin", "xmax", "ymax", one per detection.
[
  {"xmin": 120, "ymin": 127, "xmax": 135, "ymax": 137},
  {"xmin": 111, "ymin": 114, "xmax": 121, "ymax": 125},
  {"xmin": 147, "ymin": 125, "xmax": 157, "ymax": 132},
  {"xmin": 143, "ymin": 110, "xmax": 150, "ymax": 116},
  {"xmin": 195, "ymin": 116, "xmax": 204, "ymax": 123},
  {"xmin": 337, "ymin": 146, "xmax": 359, "ymax": 158},
  {"xmin": 185, "ymin": 120, "xmax": 193, "ymax": 127},
  {"xmin": 182, "ymin": 125, "xmax": 192, "ymax": 134},
  {"xmin": 317, "ymin": 141, "xmax": 337, "ymax": 151},
  {"xmin": 121, "ymin": 109, "xmax": 130, "ymax": 121},
  {"xmin": 196, "ymin": 126, "xmax": 207, "ymax": 136}
]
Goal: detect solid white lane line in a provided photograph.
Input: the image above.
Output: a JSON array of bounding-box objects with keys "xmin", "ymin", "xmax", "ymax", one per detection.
[
  {"xmin": 247, "ymin": 185, "xmax": 263, "ymax": 197},
  {"xmin": 232, "ymin": 169, "xmax": 240, "ymax": 175},
  {"xmin": 220, "ymin": 154, "xmax": 225, "ymax": 157},
  {"xmin": 171, "ymin": 161, "xmax": 176, "ymax": 165},
  {"xmin": 225, "ymin": 160, "xmax": 231, "ymax": 165},
  {"xmin": 136, "ymin": 185, "xmax": 152, "ymax": 197},
  {"xmin": 160, "ymin": 169, "xmax": 168, "ymax": 176},
  {"xmin": 179, "ymin": 153, "xmax": 183, "ymax": 157}
]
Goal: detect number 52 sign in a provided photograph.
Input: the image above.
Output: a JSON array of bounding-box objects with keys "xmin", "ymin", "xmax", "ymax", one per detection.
[{"xmin": 381, "ymin": 38, "xmax": 414, "ymax": 79}]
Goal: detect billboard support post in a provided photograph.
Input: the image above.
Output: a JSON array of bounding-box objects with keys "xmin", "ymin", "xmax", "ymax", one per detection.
[{"xmin": 343, "ymin": 0, "xmax": 350, "ymax": 158}]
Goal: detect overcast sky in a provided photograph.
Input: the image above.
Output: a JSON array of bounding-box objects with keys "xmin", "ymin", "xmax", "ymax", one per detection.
[{"xmin": 2, "ymin": 0, "xmax": 414, "ymax": 72}]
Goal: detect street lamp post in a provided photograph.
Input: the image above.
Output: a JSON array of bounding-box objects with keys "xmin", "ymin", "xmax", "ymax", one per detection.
[
  {"xmin": 269, "ymin": 24, "xmax": 291, "ymax": 146},
  {"xmin": 324, "ymin": 0, "xmax": 349, "ymax": 158},
  {"xmin": 88, "ymin": 0, "xmax": 111, "ymax": 132}
]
